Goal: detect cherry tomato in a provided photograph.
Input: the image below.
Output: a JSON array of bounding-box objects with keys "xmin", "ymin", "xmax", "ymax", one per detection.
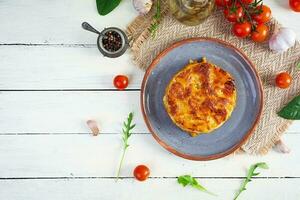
[
  {"xmin": 251, "ymin": 24, "xmax": 269, "ymax": 42},
  {"xmin": 113, "ymin": 75, "xmax": 129, "ymax": 90},
  {"xmin": 240, "ymin": 0, "xmax": 253, "ymax": 4},
  {"xmin": 224, "ymin": 6, "xmax": 244, "ymax": 22},
  {"xmin": 232, "ymin": 21, "xmax": 251, "ymax": 38},
  {"xmin": 215, "ymin": 0, "xmax": 231, "ymax": 7},
  {"xmin": 133, "ymin": 165, "xmax": 150, "ymax": 181},
  {"xmin": 252, "ymin": 5, "xmax": 272, "ymax": 24},
  {"xmin": 275, "ymin": 72, "xmax": 292, "ymax": 89},
  {"xmin": 289, "ymin": 0, "xmax": 300, "ymax": 12}
]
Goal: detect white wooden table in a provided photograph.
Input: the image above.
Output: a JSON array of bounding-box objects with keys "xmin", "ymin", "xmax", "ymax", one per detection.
[{"xmin": 0, "ymin": 1, "xmax": 300, "ymax": 199}]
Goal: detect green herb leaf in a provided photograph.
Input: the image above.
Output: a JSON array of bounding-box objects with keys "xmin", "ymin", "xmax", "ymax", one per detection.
[
  {"xmin": 177, "ymin": 175, "xmax": 217, "ymax": 196},
  {"xmin": 278, "ymin": 95, "xmax": 300, "ymax": 120},
  {"xmin": 149, "ymin": 0, "xmax": 161, "ymax": 38},
  {"xmin": 234, "ymin": 162, "xmax": 269, "ymax": 200},
  {"xmin": 297, "ymin": 62, "xmax": 300, "ymax": 69},
  {"xmin": 116, "ymin": 112, "xmax": 135, "ymax": 181},
  {"xmin": 96, "ymin": 0, "xmax": 122, "ymax": 16}
]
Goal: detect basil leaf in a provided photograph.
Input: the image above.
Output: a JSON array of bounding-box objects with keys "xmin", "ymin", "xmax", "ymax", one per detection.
[
  {"xmin": 96, "ymin": 0, "xmax": 122, "ymax": 16},
  {"xmin": 278, "ymin": 95, "xmax": 300, "ymax": 120}
]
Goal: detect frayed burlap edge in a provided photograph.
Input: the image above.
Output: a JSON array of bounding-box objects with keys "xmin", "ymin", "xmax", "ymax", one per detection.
[
  {"xmin": 126, "ymin": 2, "xmax": 170, "ymax": 66},
  {"xmin": 255, "ymin": 121, "xmax": 293, "ymax": 155}
]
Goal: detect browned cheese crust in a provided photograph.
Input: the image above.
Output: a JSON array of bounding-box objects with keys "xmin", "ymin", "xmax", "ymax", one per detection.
[{"xmin": 163, "ymin": 59, "xmax": 237, "ymax": 137}]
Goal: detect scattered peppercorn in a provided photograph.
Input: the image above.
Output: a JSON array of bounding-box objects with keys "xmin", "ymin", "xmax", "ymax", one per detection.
[{"xmin": 102, "ymin": 31, "xmax": 122, "ymax": 52}]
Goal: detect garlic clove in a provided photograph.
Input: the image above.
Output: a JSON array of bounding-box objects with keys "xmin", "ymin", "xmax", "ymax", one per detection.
[
  {"xmin": 87, "ymin": 120, "xmax": 100, "ymax": 136},
  {"xmin": 269, "ymin": 27, "xmax": 296, "ymax": 53},
  {"xmin": 281, "ymin": 28, "xmax": 296, "ymax": 46},
  {"xmin": 276, "ymin": 36, "xmax": 290, "ymax": 52},
  {"xmin": 274, "ymin": 139, "xmax": 291, "ymax": 154},
  {"xmin": 133, "ymin": 0, "xmax": 153, "ymax": 15}
]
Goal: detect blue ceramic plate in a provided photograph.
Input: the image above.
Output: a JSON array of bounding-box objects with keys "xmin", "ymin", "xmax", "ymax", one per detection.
[{"xmin": 141, "ymin": 38, "xmax": 263, "ymax": 160}]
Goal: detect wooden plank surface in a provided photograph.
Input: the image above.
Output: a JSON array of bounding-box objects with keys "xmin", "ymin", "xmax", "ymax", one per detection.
[
  {"xmin": 1, "ymin": 0, "xmax": 300, "ymax": 199},
  {"xmin": 0, "ymin": 178, "xmax": 299, "ymax": 200},
  {"xmin": 0, "ymin": 0, "xmax": 299, "ymax": 45},
  {"xmin": 0, "ymin": 91, "xmax": 299, "ymax": 134},
  {"xmin": 0, "ymin": 134, "xmax": 298, "ymax": 178},
  {"xmin": 0, "ymin": 46, "xmax": 143, "ymax": 90},
  {"xmin": 0, "ymin": 91, "xmax": 300, "ymax": 134},
  {"xmin": 0, "ymin": 91, "xmax": 145, "ymax": 133},
  {"xmin": 0, "ymin": 0, "xmax": 137, "ymax": 44},
  {"xmin": 0, "ymin": 1, "xmax": 299, "ymax": 91}
]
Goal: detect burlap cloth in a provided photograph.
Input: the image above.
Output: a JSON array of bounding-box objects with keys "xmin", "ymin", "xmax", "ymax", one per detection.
[{"xmin": 126, "ymin": 2, "xmax": 300, "ymax": 154}]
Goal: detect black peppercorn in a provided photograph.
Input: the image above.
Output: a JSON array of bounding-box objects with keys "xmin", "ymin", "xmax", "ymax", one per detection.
[{"xmin": 102, "ymin": 31, "xmax": 122, "ymax": 52}]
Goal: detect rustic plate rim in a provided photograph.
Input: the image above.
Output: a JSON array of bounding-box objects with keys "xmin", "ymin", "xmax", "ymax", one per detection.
[{"xmin": 140, "ymin": 37, "xmax": 264, "ymax": 161}]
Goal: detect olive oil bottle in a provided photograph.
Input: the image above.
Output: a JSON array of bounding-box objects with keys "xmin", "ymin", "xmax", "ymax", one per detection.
[{"xmin": 169, "ymin": 0, "xmax": 215, "ymax": 26}]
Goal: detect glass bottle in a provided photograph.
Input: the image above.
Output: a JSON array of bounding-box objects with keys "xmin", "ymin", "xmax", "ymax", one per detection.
[{"xmin": 169, "ymin": 0, "xmax": 215, "ymax": 26}]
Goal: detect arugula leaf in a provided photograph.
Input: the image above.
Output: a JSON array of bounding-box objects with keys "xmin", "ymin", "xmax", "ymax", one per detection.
[
  {"xmin": 116, "ymin": 112, "xmax": 135, "ymax": 181},
  {"xmin": 177, "ymin": 175, "xmax": 216, "ymax": 196},
  {"xmin": 96, "ymin": 0, "xmax": 122, "ymax": 16},
  {"xmin": 278, "ymin": 95, "xmax": 300, "ymax": 120},
  {"xmin": 234, "ymin": 162, "xmax": 269, "ymax": 200}
]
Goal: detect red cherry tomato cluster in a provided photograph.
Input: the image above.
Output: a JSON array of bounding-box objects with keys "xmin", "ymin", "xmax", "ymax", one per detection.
[
  {"xmin": 215, "ymin": 0, "xmax": 232, "ymax": 7},
  {"xmin": 217, "ymin": 0, "xmax": 272, "ymax": 43},
  {"xmin": 224, "ymin": 5, "xmax": 244, "ymax": 22}
]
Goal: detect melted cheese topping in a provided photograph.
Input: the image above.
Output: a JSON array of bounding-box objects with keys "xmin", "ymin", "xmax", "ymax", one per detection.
[{"xmin": 163, "ymin": 59, "xmax": 237, "ymax": 137}]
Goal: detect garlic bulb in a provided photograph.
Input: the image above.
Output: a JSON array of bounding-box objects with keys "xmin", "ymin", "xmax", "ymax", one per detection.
[
  {"xmin": 133, "ymin": 0, "xmax": 153, "ymax": 15},
  {"xmin": 269, "ymin": 28, "xmax": 296, "ymax": 53}
]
